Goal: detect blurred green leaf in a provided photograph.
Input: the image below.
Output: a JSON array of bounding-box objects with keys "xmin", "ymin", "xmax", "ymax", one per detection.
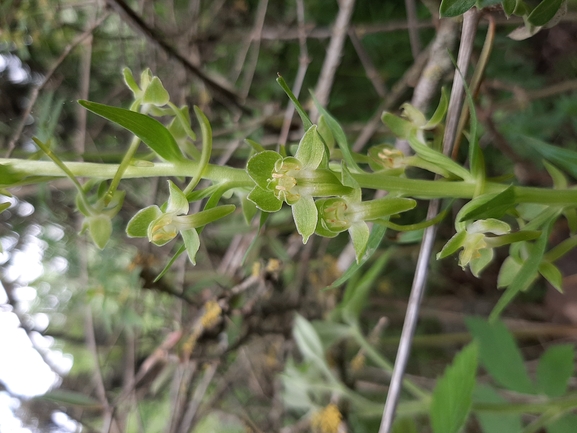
[
  {"xmin": 527, "ymin": 0, "xmax": 564, "ymax": 26},
  {"xmin": 38, "ymin": 389, "xmax": 102, "ymax": 409},
  {"xmin": 548, "ymin": 414, "xmax": 577, "ymax": 433},
  {"xmin": 473, "ymin": 384, "xmax": 522, "ymax": 433},
  {"xmin": 430, "ymin": 342, "xmax": 478, "ymax": 433},
  {"xmin": 439, "ymin": 0, "xmax": 475, "ymax": 17},
  {"xmin": 86, "ymin": 214, "xmax": 112, "ymax": 249},
  {"xmin": 466, "ymin": 317, "xmax": 534, "ymax": 394},
  {"xmin": 536, "ymin": 344, "xmax": 574, "ymax": 397},
  {"xmin": 523, "ymin": 136, "xmax": 577, "ymax": 180}
]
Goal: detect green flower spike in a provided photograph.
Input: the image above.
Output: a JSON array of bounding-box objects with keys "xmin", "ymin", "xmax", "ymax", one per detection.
[
  {"xmin": 247, "ymin": 125, "xmax": 352, "ymax": 243},
  {"xmin": 126, "ymin": 180, "xmax": 235, "ymax": 264},
  {"xmin": 437, "ymin": 219, "xmax": 512, "ymax": 277}
]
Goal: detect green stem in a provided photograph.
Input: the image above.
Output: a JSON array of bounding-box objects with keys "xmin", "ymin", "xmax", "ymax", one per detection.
[
  {"xmin": 104, "ymin": 135, "xmax": 141, "ymax": 205},
  {"xmin": 4, "ymin": 158, "xmax": 577, "ymax": 207}
]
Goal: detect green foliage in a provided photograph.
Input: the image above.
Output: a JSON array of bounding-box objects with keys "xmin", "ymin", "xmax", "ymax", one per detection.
[{"xmin": 430, "ymin": 342, "xmax": 478, "ymax": 433}]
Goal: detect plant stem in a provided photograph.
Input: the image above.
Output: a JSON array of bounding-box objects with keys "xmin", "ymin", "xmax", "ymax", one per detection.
[{"xmin": 4, "ymin": 158, "xmax": 577, "ymax": 207}]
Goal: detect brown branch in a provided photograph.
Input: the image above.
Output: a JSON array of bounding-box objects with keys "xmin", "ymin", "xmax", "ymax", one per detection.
[
  {"xmin": 103, "ymin": 0, "xmax": 248, "ymax": 111},
  {"xmin": 348, "ymin": 27, "xmax": 387, "ymax": 99},
  {"xmin": 4, "ymin": 12, "xmax": 110, "ymax": 158},
  {"xmin": 404, "ymin": 0, "xmax": 422, "ymax": 59},
  {"xmin": 311, "ymin": 0, "xmax": 357, "ymax": 122}
]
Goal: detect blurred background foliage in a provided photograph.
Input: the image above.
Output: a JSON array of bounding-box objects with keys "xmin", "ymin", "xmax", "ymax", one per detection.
[{"xmin": 1, "ymin": 0, "xmax": 577, "ymax": 432}]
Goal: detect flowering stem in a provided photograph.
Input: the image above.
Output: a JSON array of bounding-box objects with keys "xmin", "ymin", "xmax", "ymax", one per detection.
[{"xmin": 4, "ymin": 158, "xmax": 577, "ymax": 207}]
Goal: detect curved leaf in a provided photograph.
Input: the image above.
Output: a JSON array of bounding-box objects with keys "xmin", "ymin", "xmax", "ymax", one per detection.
[{"xmin": 79, "ymin": 100, "xmax": 185, "ymax": 163}]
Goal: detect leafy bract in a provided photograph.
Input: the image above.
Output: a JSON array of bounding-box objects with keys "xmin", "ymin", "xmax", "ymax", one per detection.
[
  {"xmin": 79, "ymin": 100, "xmax": 185, "ymax": 163},
  {"xmin": 536, "ymin": 344, "xmax": 574, "ymax": 397}
]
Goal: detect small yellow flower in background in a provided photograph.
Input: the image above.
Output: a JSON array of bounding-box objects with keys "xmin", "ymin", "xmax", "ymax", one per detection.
[
  {"xmin": 311, "ymin": 404, "xmax": 342, "ymax": 433},
  {"xmin": 201, "ymin": 300, "xmax": 222, "ymax": 329},
  {"xmin": 350, "ymin": 353, "xmax": 366, "ymax": 372}
]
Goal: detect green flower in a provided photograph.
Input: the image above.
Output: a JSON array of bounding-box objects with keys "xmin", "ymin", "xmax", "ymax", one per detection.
[
  {"xmin": 126, "ymin": 180, "xmax": 235, "ymax": 264},
  {"xmin": 316, "ymin": 195, "xmax": 416, "ymax": 262},
  {"xmin": 247, "ymin": 125, "xmax": 351, "ymax": 243},
  {"xmin": 438, "ymin": 219, "xmax": 511, "ymax": 276}
]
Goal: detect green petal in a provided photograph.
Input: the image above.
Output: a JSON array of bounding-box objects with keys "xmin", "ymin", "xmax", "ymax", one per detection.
[
  {"xmin": 181, "ymin": 228, "xmax": 201, "ymax": 265},
  {"xmin": 166, "ymin": 180, "xmax": 189, "ymax": 214},
  {"xmin": 292, "ymin": 195, "xmax": 317, "ymax": 244}
]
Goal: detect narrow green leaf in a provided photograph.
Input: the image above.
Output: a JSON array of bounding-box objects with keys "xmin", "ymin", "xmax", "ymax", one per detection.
[
  {"xmin": 439, "ymin": 0, "xmax": 476, "ymax": 17},
  {"xmin": 245, "ymin": 138, "xmax": 265, "ymax": 153},
  {"xmin": 318, "ymin": 115, "xmax": 335, "ymax": 151},
  {"xmin": 126, "ymin": 205, "xmax": 162, "ymax": 238},
  {"xmin": 407, "ymin": 132, "xmax": 472, "ymax": 180},
  {"xmin": 458, "ymin": 187, "xmax": 516, "ymax": 222},
  {"xmin": 276, "ymin": 75, "xmax": 313, "ymax": 130},
  {"xmin": 311, "ymin": 92, "xmax": 362, "ymax": 173},
  {"xmin": 328, "ymin": 224, "xmax": 387, "ymax": 289},
  {"xmin": 154, "ymin": 245, "xmax": 186, "ymax": 282},
  {"xmin": 292, "ymin": 195, "xmax": 317, "ymax": 244},
  {"xmin": 79, "ymin": 100, "xmax": 184, "ymax": 163},
  {"xmin": 473, "ymin": 384, "xmax": 522, "ymax": 433},
  {"xmin": 536, "ymin": 344, "xmax": 574, "ymax": 397},
  {"xmin": 181, "ymin": 228, "xmax": 201, "ymax": 265},
  {"xmin": 293, "ymin": 314, "xmax": 329, "ymax": 371},
  {"xmin": 527, "ymin": 0, "xmax": 563, "ymax": 26},
  {"xmin": 241, "ymin": 195, "xmax": 258, "ymax": 224},
  {"xmin": 295, "ymin": 125, "xmax": 325, "ymax": 170},
  {"xmin": 466, "ymin": 317, "xmax": 534, "ymax": 394},
  {"xmin": 430, "ymin": 342, "xmax": 478, "ymax": 433},
  {"xmin": 185, "ymin": 106, "xmax": 213, "ymax": 193},
  {"xmin": 543, "ymin": 161, "xmax": 568, "ymax": 189},
  {"xmin": 523, "ymin": 136, "xmax": 577, "ymax": 180},
  {"xmin": 490, "ymin": 217, "xmax": 556, "ymax": 321}
]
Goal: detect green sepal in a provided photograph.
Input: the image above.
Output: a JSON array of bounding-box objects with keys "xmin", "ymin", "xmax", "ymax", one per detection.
[
  {"xmin": 79, "ymin": 100, "xmax": 185, "ymax": 163},
  {"xmin": 437, "ymin": 230, "xmax": 467, "ymax": 260},
  {"xmin": 187, "ymin": 204, "xmax": 236, "ymax": 228},
  {"xmin": 166, "ymin": 180, "xmax": 189, "ymax": 214},
  {"xmin": 248, "ymin": 186, "xmax": 282, "ymax": 212},
  {"xmin": 469, "ymin": 248, "xmax": 493, "ymax": 277},
  {"xmin": 292, "ymin": 195, "xmax": 317, "ymax": 244},
  {"xmin": 85, "ymin": 214, "xmax": 112, "ymax": 249},
  {"xmin": 126, "ymin": 205, "xmax": 162, "ymax": 238},
  {"xmin": 424, "ymin": 87, "xmax": 449, "ymax": 129},
  {"xmin": 381, "ymin": 112, "xmax": 414, "ymax": 140},
  {"xmin": 142, "ymin": 76, "xmax": 170, "ymax": 106},
  {"xmin": 407, "ymin": 132, "xmax": 472, "ymax": 180},
  {"xmin": 122, "ymin": 67, "xmax": 140, "ymax": 96},
  {"xmin": 349, "ymin": 221, "xmax": 370, "ymax": 263},
  {"xmin": 295, "ymin": 125, "xmax": 325, "ymax": 170},
  {"xmin": 181, "ymin": 228, "xmax": 201, "ymax": 265},
  {"xmin": 497, "ymin": 255, "xmax": 523, "ymax": 289},
  {"xmin": 247, "ymin": 151, "xmax": 282, "ymax": 189}
]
